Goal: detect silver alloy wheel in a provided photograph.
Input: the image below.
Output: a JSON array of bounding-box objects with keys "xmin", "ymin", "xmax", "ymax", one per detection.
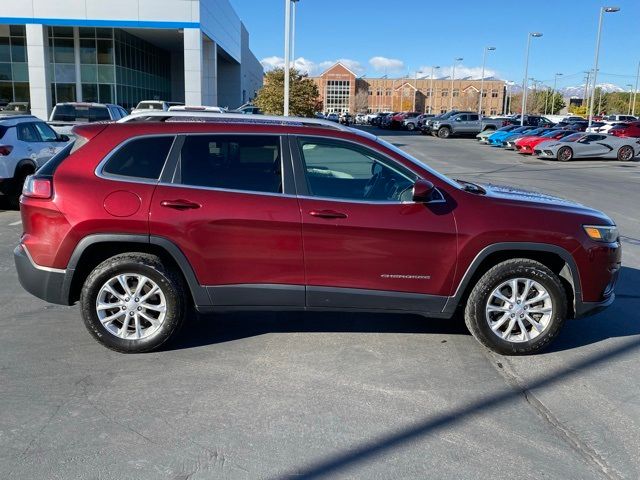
[
  {"xmin": 485, "ymin": 278, "xmax": 553, "ymax": 343},
  {"xmin": 96, "ymin": 274, "xmax": 167, "ymax": 340},
  {"xmin": 618, "ymin": 146, "xmax": 633, "ymax": 161}
]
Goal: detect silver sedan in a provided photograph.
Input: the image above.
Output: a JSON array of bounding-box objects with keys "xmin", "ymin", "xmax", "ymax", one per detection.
[{"xmin": 534, "ymin": 132, "xmax": 640, "ymax": 161}]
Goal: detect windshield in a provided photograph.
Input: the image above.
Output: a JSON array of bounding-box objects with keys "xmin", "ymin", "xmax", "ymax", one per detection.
[
  {"xmin": 52, "ymin": 105, "xmax": 110, "ymax": 122},
  {"xmin": 560, "ymin": 133, "xmax": 583, "ymax": 142},
  {"xmin": 541, "ymin": 130, "xmax": 561, "ymax": 138},
  {"xmin": 136, "ymin": 102, "xmax": 163, "ymax": 110}
]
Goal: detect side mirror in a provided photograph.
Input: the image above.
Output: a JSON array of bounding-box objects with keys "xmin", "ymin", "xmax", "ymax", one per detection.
[
  {"xmin": 412, "ymin": 179, "xmax": 436, "ymax": 202},
  {"xmin": 58, "ymin": 134, "xmax": 70, "ymax": 142}
]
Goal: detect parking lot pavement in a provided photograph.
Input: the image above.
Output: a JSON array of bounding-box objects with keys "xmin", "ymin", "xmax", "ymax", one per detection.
[{"xmin": 1, "ymin": 132, "xmax": 639, "ymax": 479}]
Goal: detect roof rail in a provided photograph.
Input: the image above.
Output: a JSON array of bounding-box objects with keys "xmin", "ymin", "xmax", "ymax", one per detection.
[{"xmin": 118, "ymin": 110, "xmax": 353, "ymax": 132}]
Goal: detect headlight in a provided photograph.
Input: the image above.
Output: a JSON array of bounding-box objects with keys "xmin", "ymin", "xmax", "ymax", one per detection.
[{"xmin": 583, "ymin": 225, "xmax": 619, "ymax": 243}]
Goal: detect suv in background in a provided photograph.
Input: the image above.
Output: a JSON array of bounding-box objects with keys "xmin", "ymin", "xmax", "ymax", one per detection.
[
  {"xmin": 430, "ymin": 113, "xmax": 503, "ymax": 138},
  {"xmin": 609, "ymin": 121, "xmax": 640, "ymax": 138},
  {"xmin": 131, "ymin": 101, "xmax": 183, "ymax": 114},
  {"xmin": 506, "ymin": 115, "xmax": 555, "ymax": 128},
  {"xmin": 0, "ymin": 102, "xmax": 30, "ymax": 115},
  {"xmin": 15, "ymin": 113, "xmax": 620, "ymax": 355},
  {"xmin": 604, "ymin": 114, "xmax": 637, "ymax": 123},
  {"xmin": 48, "ymin": 102, "xmax": 129, "ymax": 135},
  {"xmin": 0, "ymin": 115, "xmax": 70, "ymax": 207}
]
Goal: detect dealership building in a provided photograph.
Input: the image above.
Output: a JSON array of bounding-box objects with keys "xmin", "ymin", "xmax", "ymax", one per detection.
[{"xmin": 0, "ymin": 0, "xmax": 263, "ymax": 120}]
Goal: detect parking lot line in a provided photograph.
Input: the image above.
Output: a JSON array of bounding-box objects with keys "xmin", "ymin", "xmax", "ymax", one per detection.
[{"xmin": 8, "ymin": 220, "xmax": 21, "ymax": 226}]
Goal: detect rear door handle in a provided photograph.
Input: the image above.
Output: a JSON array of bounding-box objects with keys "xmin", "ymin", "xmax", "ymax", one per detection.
[
  {"xmin": 309, "ymin": 209, "xmax": 347, "ymax": 219},
  {"xmin": 160, "ymin": 199, "xmax": 201, "ymax": 210}
]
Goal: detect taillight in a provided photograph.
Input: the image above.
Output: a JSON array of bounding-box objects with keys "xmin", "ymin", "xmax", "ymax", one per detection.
[
  {"xmin": 22, "ymin": 175, "xmax": 52, "ymax": 199},
  {"xmin": 0, "ymin": 145, "xmax": 13, "ymax": 156}
]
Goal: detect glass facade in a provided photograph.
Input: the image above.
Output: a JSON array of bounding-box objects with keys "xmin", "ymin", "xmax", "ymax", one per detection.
[
  {"xmin": 0, "ymin": 25, "xmax": 29, "ymax": 104},
  {"xmin": 48, "ymin": 27, "xmax": 171, "ymax": 109},
  {"xmin": 325, "ymin": 80, "xmax": 350, "ymax": 114}
]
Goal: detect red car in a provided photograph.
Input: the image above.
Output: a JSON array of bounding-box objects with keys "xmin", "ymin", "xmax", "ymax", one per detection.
[
  {"xmin": 14, "ymin": 114, "xmax": 620, "ymax": 355},
  {"xmin": 609, "ymin": 121, "xmax": 640, "ymax": 138},
  {"xmin": 515, "ymin": 130, "xmax": 575, "ymax": 154}
]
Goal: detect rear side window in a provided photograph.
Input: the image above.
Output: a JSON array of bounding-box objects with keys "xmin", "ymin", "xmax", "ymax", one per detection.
[
  {"xmin": 17, "ymin": 123, "xmax": 39, "ymax": 142},
  {"xmin": 175, "ymin": 135, "xmax": 282, "ymax": 194},
  {"xmin": 33, "ymin": 122, "xmax": 58, "ymax": 142},
  {"xmin": 103, "ymin": 136, "xmax": 174, "ymax": 180}
]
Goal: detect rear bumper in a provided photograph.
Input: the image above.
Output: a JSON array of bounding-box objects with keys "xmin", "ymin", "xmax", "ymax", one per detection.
[{"xmin": 14, "ymin": 244, "xmax": 71, "ymax": 305}]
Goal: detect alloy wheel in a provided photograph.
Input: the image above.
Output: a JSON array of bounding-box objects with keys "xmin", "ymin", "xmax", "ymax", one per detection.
[{"xmin": 485, "ymin": 278, "xmax": 553, "ymax": 343}]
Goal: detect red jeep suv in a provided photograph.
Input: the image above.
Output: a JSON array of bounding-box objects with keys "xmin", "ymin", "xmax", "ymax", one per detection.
[{"xmin": 14, "ymin": 114, "xmax": 621, "ymax": 355}]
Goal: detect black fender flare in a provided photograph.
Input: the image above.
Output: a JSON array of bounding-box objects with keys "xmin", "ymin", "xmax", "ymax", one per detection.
[
  {"xmin": 62, "ymin": 234, "xmax": 211, "ymax": 306},
  {"xmin": 442, "ymin": 242, "xmax": 582, "ymax": 315}
]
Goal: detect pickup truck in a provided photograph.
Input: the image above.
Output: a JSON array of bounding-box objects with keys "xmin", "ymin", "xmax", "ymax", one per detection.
[
  {"xmin": 48, "ymin": 102, "xmax": 129, "ymax": 136},
  {"xmin": 430, "ymin": 113, "xmax": 504, "ymax": 138}
]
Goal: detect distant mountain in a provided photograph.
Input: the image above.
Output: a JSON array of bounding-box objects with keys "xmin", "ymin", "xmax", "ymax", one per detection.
[{"xmin": 508, "ymin": 82, "xmax": 626, "ymax": 97}]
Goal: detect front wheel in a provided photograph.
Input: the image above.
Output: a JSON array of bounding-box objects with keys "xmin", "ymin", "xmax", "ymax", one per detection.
[
  {"xmin": 437, "ymin": 127, "xmax": 451, "ymax": 139},
  {"xmin": 617, "ymin": 145, "xmax": 634, "ymax": 162},
  {"xmin": 80, "ymin": 253, "xmax": 187, "ymax": 353},
  {"xmin": 557, "ymin": 146, "xmax": 573, "ymax": 162},
  {"xmin": 406, "ymin": 122, "xmax": 415, "ymax": 131},
  {"xmin": 464, "ymin": 259, "xmax": 567, "ymax": 355}
]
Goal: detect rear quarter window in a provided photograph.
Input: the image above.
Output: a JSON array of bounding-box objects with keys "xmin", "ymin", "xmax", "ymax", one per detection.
[{"xmin": 102, "ymin": 136, "xmax": 174, "ymax": 180}]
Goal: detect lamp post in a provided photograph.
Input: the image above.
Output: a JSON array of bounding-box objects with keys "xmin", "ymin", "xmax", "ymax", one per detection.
[
  {"xmin": 627, "ymin": 84, "xmax": 634, "ymax": 115},
  {"xmin": 290, "ymin": 0, "xmax": 299, "ymax": 63},
  {"xmin": 478, "ymin": 46, "xmax": 495, "ymax": 116},
  {"xmin": 633, "ymin": 60, "xmax": 639, "ymax": 117},
  {"xmin": 588, "ymin": 6, "xmax": 620, "ymax": 128},
  {"xmin": 429, "ymin": 66, "xmax": 439, "ymax": 114},
  {"xmin": 548, "ymin": 72, "xmax": 562, "ymax": 115},
  {"xmin": 283, "ymin": 0, "xmax": 300, "ymax": 116},
  {"xmin": 521, "ymin": 32, "xmax": 543, "ymax": 125},
  {"xmin": 450, "ymin": 57, "xmax": 463, "ymax": 111}
]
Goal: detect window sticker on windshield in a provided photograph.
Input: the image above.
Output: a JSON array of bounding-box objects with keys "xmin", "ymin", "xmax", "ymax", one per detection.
[{"xmin": 208, "ymin": 143, "xmax": 220, "ymax": 155}]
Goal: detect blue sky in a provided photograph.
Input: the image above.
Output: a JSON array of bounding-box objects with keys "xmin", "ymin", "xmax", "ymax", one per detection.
[{"xmin": 232, "ymin": 0, "xmax": 639, "ymax": 90}]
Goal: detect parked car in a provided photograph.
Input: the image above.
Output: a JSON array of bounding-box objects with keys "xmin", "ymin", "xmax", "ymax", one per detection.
[
  {"xmin": 0, "ymin": 115, "xmax": 70, "ymax": 207},
  {"xmin": 431, "ymin": 113, "xmax": 503, "ymax": 139},
  {"xmin": 534, "ymin": 132, "xmax": 639, "ymax": 161},
  {"xmin": 389, "ymin": 112, "xmax": 419, "ymax": 130},
  {"xmin": 354, "ymin": 113, "xmax": 367, "ymax": 125},
  {"xmin": 421, "ymin": 110, "xmax": 474, "ymax": 135},
  {"xmin": 48, "ymin": 102, "xmax": 129, "ymax": 136},
  {"xmin": 487, "ymin": 126, "xmax": 535, "ymax": 146},
  {"xmin": 586, "ymin": 121, "xmax": 628, "ymax": 134},
  {"xmin": 0, "ymin": 102, "xmax": 30, "ymax": 115},
  {"xmin": 14, "ymin": 113, "xmax": 621, "ymax": 355},
  {"xmin": 233, "ymin": 104, "xmax": 262, "ymax": 115},
  {"xmin": 380, "ymin": 112, "xmax": 398, "ymax": 129},
  {"xmin": 369, "ymin": 112, "xmax": 389, "ymax": 126},
  {"xmin": 403, "ymin": 113, "xmax": 433, "ymax": 132},
  {"xmin": 609, "ymin": 121, "xmax": 640, "ymax": 138},
  {"xmin": 477, "ymin": 125, "xmax": 518, "ymax": 144},
  {"xmin": 603, "ymin": 114, "xmax": 637, "ymax": 123},
  {"xmin": 167, "ymin": 105, "xmax": 225, "ymax": 113},
  {"xmin": 505, "ymin": 115, "xmax": 555, "ymax": 128},
  {"xmin": 503, "ymin": 128, "xmax": 556, "ymax": 150},
  {"xmin": 325, "ymin": 113, "xmax": 339, "ymax": 122},
  {"xmin": 339, "ymin": 112, "xmax": 353, "ymax": 125},
  {"xmin": 131, "ymin": 101, "xmax": 183, "ymax": 114},
  {"xmin": 515, "ymin": 129, "xmax": 575, "ymax": 154}
]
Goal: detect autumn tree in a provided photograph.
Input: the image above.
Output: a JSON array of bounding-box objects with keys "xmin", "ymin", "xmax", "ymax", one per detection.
[{"xmin": 254, "ymin": 68, "xmax": 320, "ymax": 117}]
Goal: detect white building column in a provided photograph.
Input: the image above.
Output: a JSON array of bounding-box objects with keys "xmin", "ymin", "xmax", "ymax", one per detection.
[
  {"xmin": 25, "ymin": 24, "xmax": 52, "ymax": 121},
  {"xmin": 183, "ymin": 28, "xmax": 217, "ymax": 106}
]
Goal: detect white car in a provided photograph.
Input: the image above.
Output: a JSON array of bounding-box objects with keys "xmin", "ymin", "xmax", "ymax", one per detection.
[
  {"xmin": 131, "ymin": 100, "xmax": 183, "ymax": 114},
  {"xmin": 534, "ymin": 132, "xmax": 640, "ymax": 162},
  {"xmin": 586, "ymin": 121, "xmax": 629, "ymax": 134},
  {"xmin": 325, "ymin": 113, "xmax": 339, "ymax": 122},
  {"xmin": 168, "ymin": 105, "xmax": 226, "ymax": 113}
]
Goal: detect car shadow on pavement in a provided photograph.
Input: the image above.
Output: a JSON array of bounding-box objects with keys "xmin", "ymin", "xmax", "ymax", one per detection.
[{"xmin": 168, "ymin": 266, "xmax": 639, "ymax": 353}]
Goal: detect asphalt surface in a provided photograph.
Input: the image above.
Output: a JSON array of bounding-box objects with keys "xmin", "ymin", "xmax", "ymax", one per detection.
[{"xmin": 1, "ymin": 128, "xmax": 639, "ymax": 479}]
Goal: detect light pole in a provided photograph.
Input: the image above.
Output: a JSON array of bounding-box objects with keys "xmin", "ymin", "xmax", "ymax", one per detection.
[
  {"xmin": 521, "ymin": 32, "xmax": 543, "ymax": 125},
  {"xmin": 633, "ymin": 60, "xmax": 639, "ymax": 117},
  {"xmin": 429, "ymin": 66, "xmax": 440, "ymax": 114},
  {"xmin": 283, "ymin": 0, "xmax": 300, "ymax": 116},
  {"xmin": 548, "ymin": 72, "xmax": 562, "ymax": 115},
  {"xmin": 450, "ymin": 57, "xmax": 462, "ymax": 111},
  {"xmin": 588, "ymin": 6, "xmax": 620, "ymax": 128},
  {"xmin": 627, "ymin": 84, "xmax": 634, "ymax": 115},
  {"xmin": 478, "ymin": 46, "xmax": 495, "ymax": 116},
  {"xmin": 290, "ymin": 0, "xmax": 299, "ymax": 64}
]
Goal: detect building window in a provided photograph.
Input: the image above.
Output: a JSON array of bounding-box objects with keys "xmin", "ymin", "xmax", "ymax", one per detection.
[
  {"xmin": 325, "ymin": 79, "xmax": 351, "ymax": 114},
  {"xmin": 441, "ymin": 89, "xmax": 449, "ymax": 97},
  {"xmin": 0, "ymin": 25, "xmax": 29, "ymax": 104},
  {"xmin": 482, "ymin": 91, "xmax": 487, "ymax": 97},
  {"xmin": 368, "ymin": 90, "xmax": 372, "ymax": 96},
  {"xmin": 490, "ymin": 109, "xmax": 497, "ymax": 115},
  {"xmin": 452, "ymin": 89, "xmax": 459, "ymax": 97},
  {"xmin": 491, "ymin": 89, "xmax": 499, "ymax": 98},
  {"xmin": 440, "ymin": 108, "xmax": 447, "ymax": 113},
  {"xmin": 385, "ymin": 89, "xmax": 391, "ymax": 96},
  {"xmin": 425, "ymin": 89, "xmax": 431, "ymax": 97}
]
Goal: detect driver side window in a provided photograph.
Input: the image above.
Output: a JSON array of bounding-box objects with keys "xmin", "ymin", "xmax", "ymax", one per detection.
[{"xmin": 297, "ymin": 137, "xmax": 416, "ymax": 202}]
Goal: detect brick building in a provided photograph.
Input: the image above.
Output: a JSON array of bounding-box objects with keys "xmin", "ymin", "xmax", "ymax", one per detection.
[{"xmin": 310, "ymin": 62, "xmax": 506, "ymax": 116}]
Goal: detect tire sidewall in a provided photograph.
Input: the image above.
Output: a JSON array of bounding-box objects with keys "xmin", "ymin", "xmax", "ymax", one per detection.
[
  {"xmin": 557, "ymin": 146, "xmax": 573, "ymax": 162},
  {"xmin": 81, "ymin": 257, "xmax": 184, "ymax": 353},
  {"xmin": 466, "ymin": 262, "xmax": 567, "ymax": 355},
  {"xmin": 618, "ymin": 146, "xmax": 632, "ymax": 161},
  {"xmin": 438, "ymin": 127, "xmax": 450, "ymax": 138}
]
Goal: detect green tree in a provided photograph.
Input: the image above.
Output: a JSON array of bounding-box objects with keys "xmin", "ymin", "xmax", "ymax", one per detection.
[{"xmin": 254, "ymin": 68, "xmax": 321, "ymax": 117}]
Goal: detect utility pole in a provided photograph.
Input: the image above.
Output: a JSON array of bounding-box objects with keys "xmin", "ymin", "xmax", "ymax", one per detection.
[
  {"xmin": 633, "ymin": 60, "xmax": 639, "ymax": 117},
  {"xmin": 583, "ymin": 70, "xmax": 591, "ymax": 112}
]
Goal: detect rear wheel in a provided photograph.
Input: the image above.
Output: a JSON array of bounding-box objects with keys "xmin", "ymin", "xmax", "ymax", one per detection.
[
  {"xmin": 617, "ymin": 145, "xmax": 634, "ymax": 161},
  {"xmin": 464, "ymin": 259, "xmax": 567, "ymax": 355},
  {"xmin": 437, "ymin": 127, "xmax": 451, "ymax": 139},
  {"xmin": 406, "ymin": 122, "xmax": 416, "ymax": 131},
  {"xmin": 80, "ymin": 253, "xmax": 187, "ymax": 353},
  {"xmin": 557, "ymin": 146, "xmax": 573, "ymax": 162}
]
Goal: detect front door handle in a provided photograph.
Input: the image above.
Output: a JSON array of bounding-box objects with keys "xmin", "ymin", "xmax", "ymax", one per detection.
[
  {"xmin": 160, "ymin": 199, "xmax": 201, "ymax": 210},
  {"xmin": 309, "ymin": 209, "xmax": 347, "ymax": 219}
]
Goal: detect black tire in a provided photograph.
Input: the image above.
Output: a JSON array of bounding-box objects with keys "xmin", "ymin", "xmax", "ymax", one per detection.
[
  {"xmin": 557, "ymin": 146, "xmax": 573, "ymax": 162},
  {"xmin": 617, "ymin": 145, "xmax": 634, "ymax": 162},
  {"xmin": 406, "ymin": 122, "xmax": 415, "ymax": 131},
  {"xmin": 437, "ymin": 126, "xmax": 451, "ymax": 139},
  {"xmin": 80, "ymin": 253, "xmax": 187, "ymax": 353},
  {"xmin": 464, "ymin": 259, "xmax": 568, "ymax": 355},
  {"xmin": 8, "ymin": 166, "xmax": 33, "ymax": 209}
]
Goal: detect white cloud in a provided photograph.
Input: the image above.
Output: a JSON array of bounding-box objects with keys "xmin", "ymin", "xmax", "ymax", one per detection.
[
  {"xmin": 261, "ymin": 56, "xmax": 364, "ymax": 76},
  {"xmin": 369, "ymin": 56, "xmax": 405, "ymax": 74},
  {"xmin": 420, "ymin": 64, "xmax": 498, "ymax": 80}
]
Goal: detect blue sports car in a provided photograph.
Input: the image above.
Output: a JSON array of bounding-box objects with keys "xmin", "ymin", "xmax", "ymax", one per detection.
[{"xmin": 487, "ymin": 126, "xmax": 536, "ymax": 146}]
